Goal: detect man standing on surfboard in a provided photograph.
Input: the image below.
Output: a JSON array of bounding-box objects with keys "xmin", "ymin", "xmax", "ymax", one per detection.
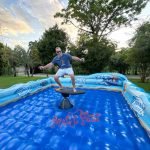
[{"xmin": 39, "ymin": 47, "xmax": 85, "ymax": 92}]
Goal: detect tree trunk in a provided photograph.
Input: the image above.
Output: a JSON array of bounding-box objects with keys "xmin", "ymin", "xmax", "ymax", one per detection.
[
  {"xmin": 46, "ymin": 73, "xmax": 49, "ymax": 77},
  {"xmin": 141, "ymin": 76, "xmax": 146, "ymax": 83},
  {"xmin": 31, "ymin": 67, "xmax": 34, "ymax": 77},
  {"xmin": 25, "ymin": 64, "xmax": 30, "ymax": 77},
  {"xmin": 13, "ymin": 66, "xmax": 17, "ymax": 77},
  {"xmin": 134, "ymin": 66, "xmax": 138, "ymax": 75},
  {"xmin": 140, "ymin": 64, "xmax": 147, "ymax": 83}
]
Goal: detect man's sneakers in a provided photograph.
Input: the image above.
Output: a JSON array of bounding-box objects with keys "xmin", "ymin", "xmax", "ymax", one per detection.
[
  {"xmin": 56, "ymin": 87, "xmax": 76, "ymax": 92},
  {"xmin": 73, "ymin": 88, "xmax": 77, "ymax": 92},
  {"xmin": 56, "ymin": 87, "xmax": 63, "ymax": 90}
]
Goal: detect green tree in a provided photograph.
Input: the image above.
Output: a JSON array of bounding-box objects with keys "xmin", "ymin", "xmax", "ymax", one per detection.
[
  {"xmin": 109, "ymin": 48, "xmax": 130, "ymax": 74},
  {"xmin": 1, "ymin": 46, "xmax": 12, "ymax": 75},
  {"xmin": 37, "ymin": 24, "xmax": 68, "ymax": 64},
  {"xmin": 55, "ymin": 0, "xmax": 148, "ymax": 39},
  {"xmin": 130, "ymin": 22, "xmax": 150, "ymax": 82},
  {"xmin": 126, "ymin": 48, "xmax": 139, "ymax": 75},
  {"xmin": 69, "ymin": 36, "xmax": 115, "ymax": 73},
  {"xmin": 13, "ymin": 45, "xmax": 29, "ymax": 76},
  {"xmin": 85, "ymin": 38, "xmax": 115, "ymax": 73},
  {"xmin": 0, "ymin": 43, "xmax": 13, "ymax": 75},
  {"xmin": 10, "ymin": 50, "xmax": 17, "ymax": 77},
  {"xmin": 13, "ymin": 45, "xmax": 28, "ymax": 66},
  {"xmin": 28, "ymin": 41, "xmax": 41, "ymax": 76},
  {"xmin": 0, "ymin": 42, "xmax": 4, "ymax": 75}
]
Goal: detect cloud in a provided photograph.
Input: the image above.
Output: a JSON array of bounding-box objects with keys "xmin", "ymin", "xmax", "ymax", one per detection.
[
  {"xmin": 11, "ymin": 39, "xmax": 28, "ymax": 47},
  {"xmin": 23, "ymin": 0, "xmax": 63, "ymax": 29},
  {"xmin": 23, "ymin": 0, "xmax": 78, "ymax": 42},
  {"xmin": 1, "ymin": 0, "xmax": 150, "ymax": 50},
  {"xmin": 108, "ymin": 27, "xmax": 134, "ymax": 48},
  {"xmin": 0, "ymin": 7, "xmax": 33, "ymax": 35}
]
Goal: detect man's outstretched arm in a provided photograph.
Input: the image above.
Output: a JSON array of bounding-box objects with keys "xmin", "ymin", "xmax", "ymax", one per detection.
[
  {"xmin": 39, "ymin": 62, "xmax": 54, "ymax": 70},
  {"xmin": 72, "ymin": 56, "xmax": 85, "ymax": 62}
]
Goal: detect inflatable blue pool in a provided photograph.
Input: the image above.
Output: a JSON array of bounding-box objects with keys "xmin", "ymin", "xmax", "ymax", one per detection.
[{"xmin": 0, "ymin": 73, "xmax": 150, "ymax": 149}]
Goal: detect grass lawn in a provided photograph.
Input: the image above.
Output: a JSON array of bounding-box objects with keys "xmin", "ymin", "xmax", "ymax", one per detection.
[
  {"xmin": 129, "ymin": 79, "xmax": 150, "ymax": 93},
  {"xmin": 0, "ymin": 76, "xmax": 45, "ymax": 89},
  {"xmin": 0, "ymin": 76, "xmax": 149, "ymax": 93}
]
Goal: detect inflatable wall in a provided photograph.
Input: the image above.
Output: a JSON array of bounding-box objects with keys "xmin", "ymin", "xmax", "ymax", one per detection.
[{"xmin": 0, "ymin": 73, "xmax": 149, "ymax": 136}]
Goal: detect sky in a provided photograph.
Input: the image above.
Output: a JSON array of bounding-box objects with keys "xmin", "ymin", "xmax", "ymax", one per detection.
[{"xmin": 0, "ymin": 0, "xmax": 150, "ymax": 50}]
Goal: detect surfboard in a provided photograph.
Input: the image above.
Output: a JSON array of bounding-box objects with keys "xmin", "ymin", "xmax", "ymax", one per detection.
[{"xmin": 55, "ymin": 87, "xmax": 85, "ymax": 95}]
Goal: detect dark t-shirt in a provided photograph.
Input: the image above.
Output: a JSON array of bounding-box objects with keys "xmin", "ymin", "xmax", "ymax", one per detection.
[{"xmin": 51, "ymin": 53, "xmax": 72, "ymax": 69}]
